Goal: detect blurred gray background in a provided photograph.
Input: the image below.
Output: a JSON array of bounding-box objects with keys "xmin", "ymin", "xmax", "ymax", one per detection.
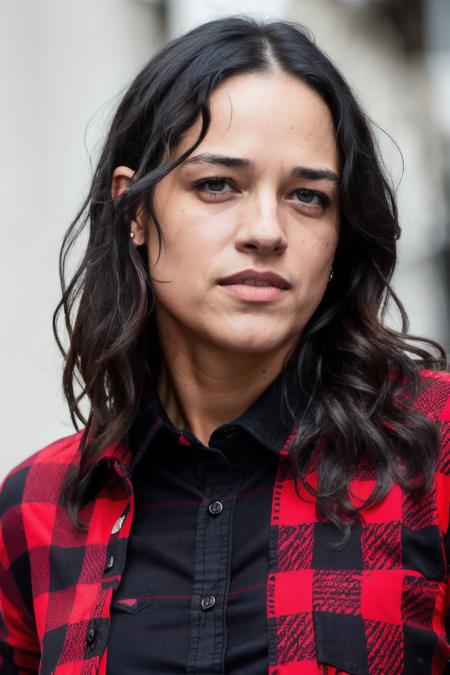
[{"xmin": 1, "ymin": 0, "xmax": 449, "ymax": 477}]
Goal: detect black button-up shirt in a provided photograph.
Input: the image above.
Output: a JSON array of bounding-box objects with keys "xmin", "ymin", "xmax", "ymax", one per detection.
[{"xmin": 106, "ymin": 367, "xmax": 296, "ymax": 674}]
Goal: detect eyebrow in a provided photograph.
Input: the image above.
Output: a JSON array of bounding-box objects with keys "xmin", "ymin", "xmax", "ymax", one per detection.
[{"xmin": 182, "ymin": 152, "xmax": 339, "ymax": 182}]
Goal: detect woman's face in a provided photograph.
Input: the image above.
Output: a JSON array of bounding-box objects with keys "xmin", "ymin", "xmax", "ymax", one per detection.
[{"xmin": 133, "ymin": 71, "xmax": 340, "ymax": 357}]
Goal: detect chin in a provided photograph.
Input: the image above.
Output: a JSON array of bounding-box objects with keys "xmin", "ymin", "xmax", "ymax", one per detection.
[{"xmin": 212, "ymin": 331, "xmax": 292, "ymax": 355}]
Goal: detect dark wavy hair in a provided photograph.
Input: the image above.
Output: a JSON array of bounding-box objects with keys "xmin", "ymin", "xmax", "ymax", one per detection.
[{"xmin": 54, "ymin": 16, "xmax": 447, "ymax": 538}]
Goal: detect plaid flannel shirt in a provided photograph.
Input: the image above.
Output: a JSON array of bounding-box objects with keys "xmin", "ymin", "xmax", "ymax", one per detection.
[{"xmin": 1, "ymin": 368, "xmax": 450, "ymax": 674}]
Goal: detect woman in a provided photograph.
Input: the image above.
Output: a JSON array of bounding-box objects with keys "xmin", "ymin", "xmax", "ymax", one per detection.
[{"xmin": 1, "ymin": 15, "xmax": 449, "ymax": 675}]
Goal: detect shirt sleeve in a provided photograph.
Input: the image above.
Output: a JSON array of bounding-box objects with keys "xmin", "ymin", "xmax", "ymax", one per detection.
[{"xmin": 0, "ymin": 467, "xmax": 40, "ymax": 674}]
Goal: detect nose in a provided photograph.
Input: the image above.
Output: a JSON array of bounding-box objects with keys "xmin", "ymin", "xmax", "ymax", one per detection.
[{"xmin": 235, "ymin": 193, "xmax": 288, "ymax": 256}]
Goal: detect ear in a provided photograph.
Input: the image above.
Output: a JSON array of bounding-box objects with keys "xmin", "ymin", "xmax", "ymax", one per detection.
[
  {"xmin": 111, "ymin": 165, "xmax": 146, "ymax": 246},
  {"xmin": 111, "ymin": 165, "xmax": 135, "ymax": 199}
]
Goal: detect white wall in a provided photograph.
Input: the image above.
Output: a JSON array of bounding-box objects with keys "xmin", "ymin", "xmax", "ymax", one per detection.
[{"xmin": 0, "ymin": 0, "xmax": 163, "ymax": 477}]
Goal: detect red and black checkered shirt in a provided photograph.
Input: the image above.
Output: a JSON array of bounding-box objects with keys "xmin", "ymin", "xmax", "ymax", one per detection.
[{"xmin": 1, "ymin": 368, "xmax": 450, "ymax": 674}]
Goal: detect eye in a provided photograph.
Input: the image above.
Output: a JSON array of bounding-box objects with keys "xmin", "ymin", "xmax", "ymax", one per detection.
[
  {"xmin": 193, "ymin": 177, "xmax": 235, "ymax": 197},
  {"xmin": 292, "ymin": 188, "xmax": 330, "ymax": 208}
]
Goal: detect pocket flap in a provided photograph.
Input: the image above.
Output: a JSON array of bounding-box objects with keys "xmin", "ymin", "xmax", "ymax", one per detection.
[{"xmin": 111, "ymin": 596, "xmax": 154, "ymax": 614}]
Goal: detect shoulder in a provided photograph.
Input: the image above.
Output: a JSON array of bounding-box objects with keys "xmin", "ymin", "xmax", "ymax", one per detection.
[
  {"xmin": 412, "ymin": 369, "xmax": 450, "ymax": 477},
  {"xmin": 414, "ymin": 368, "xmax": 450, "ymax": 422},
  {"xmin": 0, "ymin": 429, "xmax": 84, "ymax": 515}
]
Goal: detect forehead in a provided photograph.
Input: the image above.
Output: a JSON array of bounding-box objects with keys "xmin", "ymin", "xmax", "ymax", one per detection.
[{"xmin": 176, "ymin": 71, "xmax": 339, "ymax": 173}]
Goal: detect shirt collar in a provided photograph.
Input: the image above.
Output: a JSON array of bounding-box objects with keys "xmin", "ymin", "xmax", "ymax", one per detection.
[{"xmin": 126, "ymin": 355, "xmax": 302, "ymax": 472}]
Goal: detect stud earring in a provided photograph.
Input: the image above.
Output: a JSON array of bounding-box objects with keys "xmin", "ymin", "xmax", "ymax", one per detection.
[
  {"xmin": 130, "ymin": 231, "xmax": 135, "ymax": 239},
  {"xmin": 329, "ymin": 267, "xmax": 334, "ymax": 282}
]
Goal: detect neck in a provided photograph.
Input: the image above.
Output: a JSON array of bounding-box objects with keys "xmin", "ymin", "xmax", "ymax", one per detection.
[{"xmin": 156, "ymin": 330, "xmax": 297, "ymax": 447}]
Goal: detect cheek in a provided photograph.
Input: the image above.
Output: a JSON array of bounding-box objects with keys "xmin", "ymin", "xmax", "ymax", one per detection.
[
  {"xmin": 295, "ymin": 230, "xmax": 338, "ymax": 275},
  {"xmin": 147, "ymin": 211, "xmax": 225, "ymax": 283},
  {"xmin": 146, "ymin": 213, "xmax": 188, "ymax": 274},
  {"xmin": 146, "ymin": 225, "xmax": 210, "ymax": 309},
  {"xmin": 292, "ymin": 233, "xmax": 338, "ymax": 310}
]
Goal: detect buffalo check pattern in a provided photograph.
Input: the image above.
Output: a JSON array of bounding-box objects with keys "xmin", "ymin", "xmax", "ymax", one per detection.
[{"xmin": 1, "ymin": 369, "xmax": 450, "ymax": 674}]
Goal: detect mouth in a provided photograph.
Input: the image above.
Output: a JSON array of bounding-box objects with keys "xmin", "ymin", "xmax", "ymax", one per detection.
[
  {"xmin": 217, "ymin": 269, "xmax": 291, "ymax": 302},
  {"xmin": 219, "ymin": 284, "xmax": 287, "ymax": 302},
  {"xmin": 217, "ymin": 269, "xmax": 291, "ymax": 290}
]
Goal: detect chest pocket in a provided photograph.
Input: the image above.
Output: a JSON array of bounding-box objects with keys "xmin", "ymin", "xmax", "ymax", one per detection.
[
  {"xmin": 311, "ymin": 480, "xmax": 449, "ymax": 675},
  {"xmin": 312, "ymin": 568, "xmax": 448, "ymax": 675}
]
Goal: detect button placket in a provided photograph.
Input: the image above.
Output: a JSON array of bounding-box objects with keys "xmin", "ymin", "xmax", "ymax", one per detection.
[
  {"xmin": 187, "ymin": 445, "xmax": 241, "ymax": 673},
  {"xmin": 105, "ymin": 507, "xmax": 130, "ymax": 579}
]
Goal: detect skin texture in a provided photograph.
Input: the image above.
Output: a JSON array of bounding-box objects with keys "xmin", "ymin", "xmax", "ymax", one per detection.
[{"xmin": 111, "ymin": 71, "xmax": 340, "ymax": 444}]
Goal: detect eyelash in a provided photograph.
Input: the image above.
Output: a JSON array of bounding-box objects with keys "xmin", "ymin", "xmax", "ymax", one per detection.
[{"xmin": 192, "ymin": 177, "xmax": 331, "ymax": 208}]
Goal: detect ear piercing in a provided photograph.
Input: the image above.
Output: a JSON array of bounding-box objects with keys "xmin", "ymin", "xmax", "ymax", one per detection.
[{"xmin": 130, "ymin": 231, "xmax": 136, "ymax": 239}]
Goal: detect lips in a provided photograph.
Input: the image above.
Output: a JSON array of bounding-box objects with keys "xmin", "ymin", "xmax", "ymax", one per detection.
[{"xmin": 218, "ymin": 268, "xmax": 291, "ymax": 290}]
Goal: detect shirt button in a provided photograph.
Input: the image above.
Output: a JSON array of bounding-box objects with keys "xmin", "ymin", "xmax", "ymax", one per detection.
[
  {"xmin": 208, "ymin": 500, "xmax": 223, "ymax": 516},
  {"xmin": 200, "ymin": 595, "xmax": 216, "ymax": 610},
  {"xmin": 111, "ymin": 514, "xmax": 126, "ymax": 534},
  {"xmin": 105, "ymin": 554, "xmax": 114, "ymax": 571},
  {"xmin": 85, "ymin": 626, "xmax": 97, "ymax": 647}
]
